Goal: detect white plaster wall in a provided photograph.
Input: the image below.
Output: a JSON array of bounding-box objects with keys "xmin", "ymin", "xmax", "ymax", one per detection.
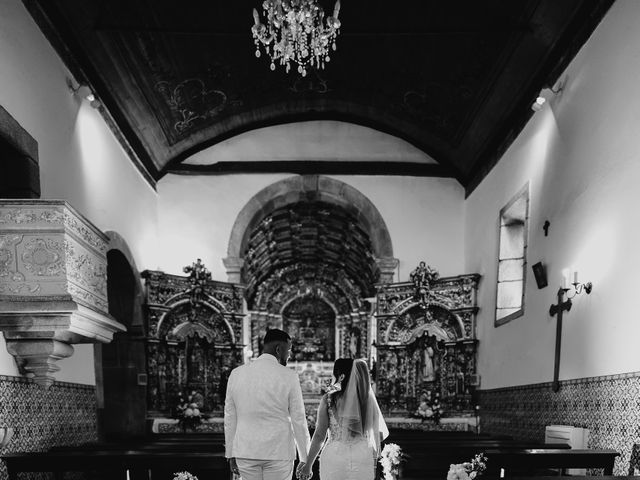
[
  {"xmin": 466, "ymin": 0, "xmax": 640, "ymax": 389},
  {"xmin": 185, "ymin": 121, "xmax": 437, "ymax": 164},
  {"xmin": 157, "ymin": 174, "xmax": 465, "ymax": 281},
  {"xmin": 0, "ymin": 1, "xmax": 159, "ymax": 383}
]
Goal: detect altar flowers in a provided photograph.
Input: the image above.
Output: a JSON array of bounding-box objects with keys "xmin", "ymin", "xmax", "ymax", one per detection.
[
  {"xmin": 447, "ymin": 453, "xmax": 487, "ymax": 480},
  {"xmin": 173, "ymin": 472, "xmax": 198, "ymax": 480}
]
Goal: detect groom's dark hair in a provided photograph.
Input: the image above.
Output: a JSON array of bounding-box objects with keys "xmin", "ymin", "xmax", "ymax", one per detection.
[{"xmin": 263, "ymin": 328, "xmax": 290, "ymax": 345}]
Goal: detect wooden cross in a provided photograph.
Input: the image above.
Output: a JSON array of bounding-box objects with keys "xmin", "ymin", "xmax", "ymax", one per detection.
[{"xmin": 549, "ymin": 288, "xmax": 572, "ymax": 392}]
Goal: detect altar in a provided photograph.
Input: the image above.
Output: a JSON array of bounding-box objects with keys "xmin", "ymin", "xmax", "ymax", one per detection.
[{"xmin": 141, "ymin": 261, "xmax": 480, "ymax": 434}]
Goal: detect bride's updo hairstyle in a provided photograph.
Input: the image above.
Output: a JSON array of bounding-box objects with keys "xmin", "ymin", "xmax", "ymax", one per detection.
[{"xmin": 331, "ymin": 358, "xmax": 354, "ymax": 400}]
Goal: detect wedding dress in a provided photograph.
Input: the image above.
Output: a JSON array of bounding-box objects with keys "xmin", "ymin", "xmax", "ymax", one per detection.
[{"xmin": 316, "ymin": 360, "xmax": 389, "ymax": 480}]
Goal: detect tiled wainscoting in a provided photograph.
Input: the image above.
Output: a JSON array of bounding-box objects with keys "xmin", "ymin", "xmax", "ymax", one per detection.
[
  {"xmin": 0, "ymin": 375, "xmax": 98, "ymax": 480},
  {"xmin": 479, "ymin": 371, "xmax": 640, "ymax": 475}
]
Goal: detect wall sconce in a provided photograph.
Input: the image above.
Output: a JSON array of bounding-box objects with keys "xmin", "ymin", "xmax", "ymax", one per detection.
[
  {"xmin": 531, "ymin": 77, "xmax": 566, "ymax": 112},
  {"xmin": 0, "ymin": 426, "xmax": 14, "ymax": 450},
  {"xmin": 66, "ymin": 78, "xmax": 101, "ymax": 109},
  {"xmin": 561, "ymin": 268, "xmax": 593, "ymax": 298}
]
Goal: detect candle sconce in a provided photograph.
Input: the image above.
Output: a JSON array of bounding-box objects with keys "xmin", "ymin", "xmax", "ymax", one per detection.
[
  {"xmin": 0, "ymin": 426, "xmax": 14, "ymax": 450},
  {"xmin": 561, "ymin": 270, "xmax": 593, "ymax": 300}
]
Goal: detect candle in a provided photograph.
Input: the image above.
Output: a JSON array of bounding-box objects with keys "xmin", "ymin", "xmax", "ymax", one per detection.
[
  {"xmin": 561, "ymin": 269, "xmax": 570, "ymax": 289},
  {"xmin": 500, "ymin": 468, "xmax": 505, "ymax": 478},
  {"xmin": 252, "ymin": 8, "xmax": 260, "ymax": 26},
  {"xmin": 333, "ymin": 0, "xmax": 341, "ymax": 19},
  {"xmin": 573, "ymin": 271, "xmax": 579, "ymax": 284},
  {"xmin": 126, "ymin": 470, "xmax": 130, "ymax": 480}
]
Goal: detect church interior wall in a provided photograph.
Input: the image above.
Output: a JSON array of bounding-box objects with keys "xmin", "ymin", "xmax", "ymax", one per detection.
[
  {"xmin": 157, "ymin": 173, "xmax": 465, "ymax": 280},
  {"xmin": 467, "ymin": 0, "xmax": 640, "ymax": 471},
  {"xmin": 0, "ymin": 1, "xmax": 159, "ymax": 275},
  {"xmin": 0, "ymin": 3, "xmax": 159, "ymax": 469},
  {"xmin": 467, "ymin": 0, "xmax": 640, "ymax": 390}
]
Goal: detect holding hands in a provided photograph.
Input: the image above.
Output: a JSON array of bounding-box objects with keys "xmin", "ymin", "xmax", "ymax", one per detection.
[{"xmin": 296, "ymin": 461, "xmax": 313, "ymax": 480}]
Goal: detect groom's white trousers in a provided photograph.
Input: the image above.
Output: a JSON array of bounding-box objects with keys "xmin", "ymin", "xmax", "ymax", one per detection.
[{"xmin": 236, "ymin": 458, "xmax": 293, "ymax": 480}]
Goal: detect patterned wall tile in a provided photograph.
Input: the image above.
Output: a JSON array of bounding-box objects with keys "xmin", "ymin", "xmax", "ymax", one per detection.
[
  {"xmin": 0, "ymin": 375, "xmax": 98, "ymax": 480},
  {"xmin": 479, "ymin": 372, "xmax": 640, "ymax": 475}
]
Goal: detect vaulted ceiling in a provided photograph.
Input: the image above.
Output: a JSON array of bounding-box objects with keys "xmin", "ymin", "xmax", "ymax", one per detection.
[{"xmin": 26, "ymin": 0, "xmax": 613, "ymax": 193}]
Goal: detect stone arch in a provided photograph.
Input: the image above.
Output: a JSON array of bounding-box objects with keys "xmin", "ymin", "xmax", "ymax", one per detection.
[
  {"xmin": 98, "ymin": 231, "xmax": 147, "ymax": 440},
  {"xmin": 105, "ymin": 231, "xmax": 145, "ymax": 328},
  {"xmin": 224, "ymin": 175, "xmax": 397, "ymax": 283}
]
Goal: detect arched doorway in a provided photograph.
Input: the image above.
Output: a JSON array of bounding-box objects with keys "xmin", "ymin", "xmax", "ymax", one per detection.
[{"xmin": 97, "ymin": 234, "xmax": 146, "ymax": 440}]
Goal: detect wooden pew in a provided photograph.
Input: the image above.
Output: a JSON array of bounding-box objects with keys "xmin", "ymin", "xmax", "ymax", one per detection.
[
  {"xmin": 484, "ymin": 449, "xmax": 620, "ymax": 476},
  {"xmin": 2, "ymin": 449, "xmax": 230, "ymax": 480},
  {"xmin": 400, "ymin": 446, "xmax": 618, "ymax": 479}
]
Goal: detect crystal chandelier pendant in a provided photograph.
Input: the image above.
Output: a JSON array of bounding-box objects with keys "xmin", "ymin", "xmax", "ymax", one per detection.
[{"xmin": 251, "ymin": 0, "xmax": 341, "ymax": 75}]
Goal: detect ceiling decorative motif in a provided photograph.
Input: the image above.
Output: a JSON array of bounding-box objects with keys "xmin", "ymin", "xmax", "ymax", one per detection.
[
  {"xmin": 244, "ymin": 200, "xmax": 378, "ymax": 312},
  {"xmin": 26, "ymin": 0, "xmax": 614, "ymax": 192}
]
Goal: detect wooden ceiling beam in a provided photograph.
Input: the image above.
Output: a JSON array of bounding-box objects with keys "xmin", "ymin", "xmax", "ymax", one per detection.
[{"xmin": 168, "ymin": 161, "xmax": 454, "ymax": 177}]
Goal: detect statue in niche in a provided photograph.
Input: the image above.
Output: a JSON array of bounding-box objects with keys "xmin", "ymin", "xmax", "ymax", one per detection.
[
  {"xmin": 348, "ymin": 326, "xmax": 361, "ymax": 358},
  {"xmin": 414, "ymin": 333, "xmax": 436, "ymax": 384},
  {"xmin": 423, "ymin": 345, "xmax": 435, "ymax": 382}
]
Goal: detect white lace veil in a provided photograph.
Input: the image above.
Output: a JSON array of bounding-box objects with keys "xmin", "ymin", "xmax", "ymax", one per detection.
[{"xmin": 335, "ymin": 358, "xmax": 389, "ymax": 455}]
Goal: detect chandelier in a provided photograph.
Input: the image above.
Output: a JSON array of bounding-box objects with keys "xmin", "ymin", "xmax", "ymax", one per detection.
[{"xmin": 251, "ymin": 0, "xmax": 341, "ymax": 76}]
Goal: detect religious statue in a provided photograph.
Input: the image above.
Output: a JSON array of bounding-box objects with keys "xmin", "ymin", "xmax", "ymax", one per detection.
[
  {"xmin": 410, "ymin": 261, "xmax": 439, "ymax": 288},
  {"xmin": 409, "ymin": 262, "xmax": 439, "ymax": 308},
  {"xmin": 423, "ymin": 345, "xmax": 435, "ymax": 382},
  {"xmin": 348, "ymin": 327, "xmax": 361, "ymax": 358}
]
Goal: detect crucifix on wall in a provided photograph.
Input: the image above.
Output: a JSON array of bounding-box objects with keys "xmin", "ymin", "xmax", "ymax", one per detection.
[
  {"xmin": 548, "ymin": 273, "xmax": 593, "ymax": 392},
  {"xmin": 549, "ymin": 288, "xmax": 572, "ymax": 392}
]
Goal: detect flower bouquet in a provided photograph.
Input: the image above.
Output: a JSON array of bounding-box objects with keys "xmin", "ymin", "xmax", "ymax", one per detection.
[
  {"xmin": 173, "ymin": 472, "xmax": 198, "ymax": 480},
  {"xmin": 379, "ymin": 443, "xmax": 405, "ymax": 480},
  {"xmin": 176, "ymin": 400, "xmax": 203, "ymax": 431},
  {"xmin": 415, "ymin": 392, "xmax": 443, "ymax": 423},
  {"xmin": 447, "ymin": 453, "xmax": 487, "ymax": 480}
]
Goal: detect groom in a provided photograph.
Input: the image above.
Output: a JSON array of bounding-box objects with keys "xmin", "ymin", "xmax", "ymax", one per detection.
[{"xmin": 224, "ymin": 329, "xmax": 310, "ymax": 480}]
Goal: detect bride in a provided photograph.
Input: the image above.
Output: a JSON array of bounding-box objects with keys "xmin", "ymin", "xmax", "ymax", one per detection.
[{"xmin": 297, "ymin": 358, "xmax": 389, "ymax": 480}]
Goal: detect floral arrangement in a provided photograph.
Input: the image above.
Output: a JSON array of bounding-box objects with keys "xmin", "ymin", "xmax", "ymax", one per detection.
[
  {"xmin": 173, "ymin": 472, "xmax": 198, "ymax": 480},
  {"xmin": 379, "ymin": 443, "xmax": 405, "ymax": 480},
  {"xmin": 415, "ymin": 391, "xmax": 443, "ymax": 423},
  {"xmin": 447, "ymin": 453, "xmax": 487, "ymax": 480},
  {"xmin": 173, "ymin": 392, "xmax": 205, "ymax": 430}
]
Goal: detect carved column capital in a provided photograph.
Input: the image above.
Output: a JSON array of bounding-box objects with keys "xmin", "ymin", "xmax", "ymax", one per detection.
[
  {"xmin": 223, "ymin": 256, "xmax": 245, "ymax": 284},
  {"xmin": 376, "ymin": 257, "xmax": 399, "ymax": 284},
  {"xmin": 0, "ymin": 200, "xmax": 125, "ymax": 387}
]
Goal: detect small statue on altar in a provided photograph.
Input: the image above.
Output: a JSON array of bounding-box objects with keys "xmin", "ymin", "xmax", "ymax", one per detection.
[
  {"xmin": 423, "ymin": 345, "xmax": 435, "ymax": 382},
  {"xmin": 410, "ymin": 261, "xmax": 439, "ymax": 288},
  {"xmin": 348, "ymin": 327, "xmax": 361, "ymax": 358}
]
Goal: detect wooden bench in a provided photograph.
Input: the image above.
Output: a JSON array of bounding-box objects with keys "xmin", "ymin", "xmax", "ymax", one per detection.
[
  {"xmin": 400, "ymin": 446, "xmax": 618, "ymax": 479},
  {"xmin": 2, "ymin": 449, "xmax": 230, "ymax": 480}
]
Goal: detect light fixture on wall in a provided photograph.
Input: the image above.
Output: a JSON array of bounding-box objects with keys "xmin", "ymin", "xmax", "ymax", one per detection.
[
  {"xmin": 561, "ymin": 268, "xmax": 593, "ymax": 298},
  {"xmin": 251, "ymin": 0, "xmax": 341, "ymax": 76},
  {"xmin": 66, "ymin": 78, "xmax": 101, "ymax": 109},
  {"xmin": 531, "ymin": 77, "xmax": 566, "ymax": 112}
]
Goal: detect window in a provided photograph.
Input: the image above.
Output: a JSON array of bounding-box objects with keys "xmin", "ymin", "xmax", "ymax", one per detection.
[{"xmin": 495, "ymin": 183, "xmax": 529, "ymax": 326}]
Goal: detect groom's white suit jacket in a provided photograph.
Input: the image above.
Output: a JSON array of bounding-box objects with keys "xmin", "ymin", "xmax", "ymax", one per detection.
[{"xmin": 224, "ymin": 354, "xmax": 310, "ymax": 461}]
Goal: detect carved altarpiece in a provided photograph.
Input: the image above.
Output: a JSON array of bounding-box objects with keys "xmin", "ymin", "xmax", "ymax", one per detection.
[
  {"xmin": 142, "ymin": 268, "xmax": 244, "ymax": 417},
  {"xmin": 375, "ymin": 267, "xmax": 480, "ymax": 417}
]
